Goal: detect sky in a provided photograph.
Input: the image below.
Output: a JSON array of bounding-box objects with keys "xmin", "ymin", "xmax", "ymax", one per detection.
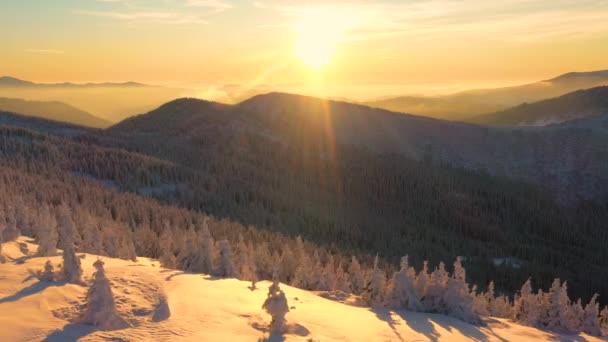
[{"xmin": 2, "ymin": 0, "xmax": 608, "ymax": 98}]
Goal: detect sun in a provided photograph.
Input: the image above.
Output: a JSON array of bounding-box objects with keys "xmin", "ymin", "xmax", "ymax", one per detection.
[{"xmin": 293, "ymin": 9, "xmax": 342, "ymax": 69}]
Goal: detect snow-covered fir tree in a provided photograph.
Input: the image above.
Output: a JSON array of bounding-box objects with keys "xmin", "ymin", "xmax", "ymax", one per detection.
[
  {"xmin": 389, "ymin": 255, "xmax": 422, "ymax": 311},
  {"xmin": 363, "ymin": 255, "xmax": 387, "ymax": 307},
  {"xmin": 218, "ymin": 239, "xmax": 236, "ymax": 278},
  {"xmin": 35, "ymin": 204, "xmax": 58, "ymax": 257},
  {"xmin": 581, "ymin": 294, "xmax": 602, "ymax": 336},
  {"xmin": 424, "ymin": 261, "xmax": 449, "ymax": 313},
  {"xmin": 544, "ymin": 279, "xmax": 570, "ymax": 331},
  {"xmin": 348, "ymin": 256, "xmax": 365, "ymax": 295},
  {"xmin": 81, "ymin": 259, "xmax": 130, "ymax": 331},
  {"xmin": 58, "ymin": 206, "xmax": 83, "ymax": 284},
  {"xmin": 444, "ymin": 257, "xmax": 479, "ymax": 324}
]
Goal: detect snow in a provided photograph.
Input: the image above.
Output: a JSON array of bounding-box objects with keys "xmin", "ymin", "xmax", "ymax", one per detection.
[{"xmin": 1, "ymin": 237, "xmax": 605, "ymax": 342}]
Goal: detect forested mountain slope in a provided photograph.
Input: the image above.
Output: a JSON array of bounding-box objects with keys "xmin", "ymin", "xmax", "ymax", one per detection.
[
  {"xmin": 237, "ymin": 93, "xmax": 608, "ymax": 203},
  {"xmin": 103, "ymin": 98, "xmax": 608, "ymax": 303},
  {"xmin": 471, "ymin": 86, "xmax": 608, "ymax": 126}
]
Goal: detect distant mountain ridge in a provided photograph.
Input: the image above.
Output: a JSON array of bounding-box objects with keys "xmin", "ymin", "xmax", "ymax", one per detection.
[
  {"xmin": 0, "ymin": 97, "xmax": 111, "ymax": 128},
  {"xmin": 470, "ymin": 86, "xmax": 608, "ymax": 126},
  {"xmin": 366, "ymin": 69, "xmax": 608, "ymax": 121},
  {"xmin": 0, "ymin": 76, "xmax": 146, "ymax": 88},
  {"xmin": 0, "ymin": 77, "xmax": 195, "ymax": 122}
]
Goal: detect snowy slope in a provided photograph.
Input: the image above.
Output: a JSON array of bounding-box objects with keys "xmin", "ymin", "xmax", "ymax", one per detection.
[{"xmin": 1, "ymin": 238, "xmax": 605, "ymax": 342}]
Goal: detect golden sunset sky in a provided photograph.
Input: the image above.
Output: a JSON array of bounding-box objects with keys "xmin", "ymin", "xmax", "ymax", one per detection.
[{"xmin": 2, "ymin": 0, "xmax": 608, "ymax": 98}]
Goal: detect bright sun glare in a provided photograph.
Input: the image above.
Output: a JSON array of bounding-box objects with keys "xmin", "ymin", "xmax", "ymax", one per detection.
[{"xmin": 294, "ymin": 9, "xmax": 344, "ymax": 69}]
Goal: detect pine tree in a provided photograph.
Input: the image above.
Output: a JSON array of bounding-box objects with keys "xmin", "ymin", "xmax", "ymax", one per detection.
[
  {"xmin": 262, "ymin": 271, "xmax": 290, "ymax": 334},
  {"xmin": 59, "ymin": 206, "xmax": 82, "ymax": 284},
  {"xmin": 81, "ymin": 259, "xmax": 130, "ymax": 330}
]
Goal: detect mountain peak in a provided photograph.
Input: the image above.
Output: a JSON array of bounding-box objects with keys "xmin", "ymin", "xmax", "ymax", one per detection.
[
  {"xmin": 0, "ymin": 76, "xmax": 34, "ymax": 87},
  {"xmin": 548, "ymin": 70, "xmax": 608, "ymax": 82}
]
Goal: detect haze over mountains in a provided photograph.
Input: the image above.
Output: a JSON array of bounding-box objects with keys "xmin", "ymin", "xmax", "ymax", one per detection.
[
  {"xmin": 470, "ymin": 86, "xmax": 608, "ymax": 126},
  {"xmin": 0, "ymin": 76, "xmax": 195, "ymax": 123},
  {"xmin": 365, "ymin": 70, "xmax": 608, "ymax": 121},
  {"xmin": 0, "ymin": 97, "xmax": 110, "ymax": 128}
]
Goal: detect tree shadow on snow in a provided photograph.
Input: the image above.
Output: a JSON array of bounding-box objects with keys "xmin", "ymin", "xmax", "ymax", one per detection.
[
  {"xmin": 372, "ymin": 308, "xmax": 406, "ymax": 342},
  {"xmin": 252, "ymin": 322, "xmax": 310, "ymax": 342},
  {"xmin": 0, "ymin": 281, "xmax": 65, "ymax": 304},
  {"xmin": 386, "ymin": 310, "xmax": 509, "ymax": 342},
  {"xmin": 42, "ymin": 323, "xmax": 96, "ymax": 342}
]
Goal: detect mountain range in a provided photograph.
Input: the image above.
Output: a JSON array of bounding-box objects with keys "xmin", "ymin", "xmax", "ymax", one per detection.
[
  {"xmin": 0, "ymin": 76, "xmax": 195, "ymax": 122},
  {"xmin": 365, "ymin": 70, "xmax": 608, "ymax": 121},
  {"xmin": 1, "ymin": 72, "xmax": 608, "ymax": 305}
]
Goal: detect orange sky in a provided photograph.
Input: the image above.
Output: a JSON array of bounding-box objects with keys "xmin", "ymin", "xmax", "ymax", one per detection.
[{"xmin": 2, "ymin": 0, "xmax": 608, "ymax": 98}]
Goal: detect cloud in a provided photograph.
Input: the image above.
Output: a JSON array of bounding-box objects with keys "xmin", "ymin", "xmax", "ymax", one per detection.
[
  {"xmin": 267, "ymin": 0, "xmax": 608, "ymax": 44},
  {"xmin": 188, "ymin": 0, "xmax": 232, "ymax": 10},
  {"xmin": 25, "ymin": 49, "xmax": 65, "ymax": 54},
  {"xmin": 75, "ymin": 9, "xmax": 208, "ymax": 24}
]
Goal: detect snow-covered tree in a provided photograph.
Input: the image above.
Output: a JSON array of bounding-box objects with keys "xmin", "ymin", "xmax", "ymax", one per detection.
[
  {"xmin": 218, "ymin": 239, "xmax": 236, "ymax": 278},
  {"xmin": 513, "ymin": 278, "xmax": 541, "ymax": 327},
  {"xmin": 236, "ymin": 237, "xmax": 257, "ymax": 282},
  {"xmin": 35, "ymin": 204, "xmax": 58, "ymax": 257},
  {"xmin": 363, "ymin": 255, "xmax": 387, "ymax": 307},
  {"xmin": 81, "ymin": 259, "xmax": 130, "ymax": 330},
  {"xmin": 192, "ymin": 219, "xmax": 215, "ymax": 275},
  {"xmin": 262, "ymin": 272, "xmax": 290, "ymax": 334},
  {"xmin": 159, "ymin": 226, "xmax": 177, "ymax": 269},
  {"xmin": 425, "ymin": 262, "xmax": 448, "ymax": 313},
  {"xmin": 58, "ymin": 206, "xmax": 83, "ymax": 284},
  {"xmin": 389, "ymin": 255, "xmax": 422, "ymax": 311},
  {"xmin": 581, "ymin": 294, "xmax": 602, "ymax": 336},
  {"xmin": 291, "ymin": 239, "xmax": 314, "ymax": 290},
  {"xmin": 492, "ymin": 295, "xmax": 512, "ymax": 318},
  {"xmin": 566, "ymin": 299, "xmax": 584, "ymax": 332},
  {"xmin": 444, "ymin": 257, "xmax": 479, "ymax": 324},
  {"xmin": 544, "ymin": 279, "xmax": 570, "ymax": 331},
  {"xmin": 348, "ymin": 256, "xmax": 365, "ymax": 295},
  {"xmin": 600, "ymin": 306, "xmax": 608, "ymax": 332},
  {"xmin": 1, "ymin": 208, "xmax": 21, "ymax": 241},
  {"xmin": 79, "ymin": 212, "xmax": 104, "ymax": 256}
]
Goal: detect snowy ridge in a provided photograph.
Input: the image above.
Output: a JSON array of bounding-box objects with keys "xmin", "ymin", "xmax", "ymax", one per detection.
[{"xmin": 1, "ymin": 238, "xmax": 606, "ymax": 342}]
